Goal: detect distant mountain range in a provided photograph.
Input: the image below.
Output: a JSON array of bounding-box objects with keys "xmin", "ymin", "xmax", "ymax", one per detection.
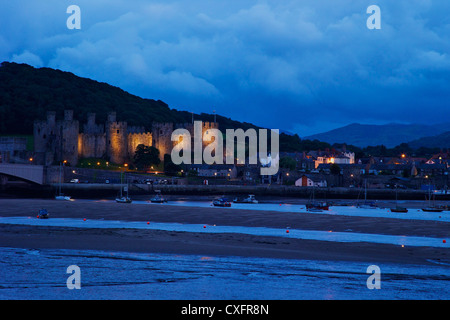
[
  {"xmin": 408, "ymin": 131, "xmax": 450, "ymax": 149},
  {"xmin": 305, "ymin": 123, "xmax": 450, "ymax": 148}
]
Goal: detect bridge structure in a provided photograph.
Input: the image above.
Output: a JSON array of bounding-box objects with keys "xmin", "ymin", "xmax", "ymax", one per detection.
[{"xmin": 0, "ymin": 164, "xmax": 46, "ymax": 185}]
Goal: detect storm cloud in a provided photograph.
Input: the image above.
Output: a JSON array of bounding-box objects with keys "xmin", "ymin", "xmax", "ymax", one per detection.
[{"xmin": 1, "ymin": 0, "xmax": 449, "ymax": 135}]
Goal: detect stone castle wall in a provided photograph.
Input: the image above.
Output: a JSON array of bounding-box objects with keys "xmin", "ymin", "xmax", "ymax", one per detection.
[
  {"xmin": 34, "ymin": 110, "xmax": 219, "ymax": 166},
  {"xmin": 128, "ymin": 132, "xmax": 153, "ymax": 159}
]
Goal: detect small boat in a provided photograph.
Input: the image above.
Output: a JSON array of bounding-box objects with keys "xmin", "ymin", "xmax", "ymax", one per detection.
[
  {"xmin": 233, "ymin": 194, "xmax": 258, "ymax": 204},
  {"xmin": 116, "ymin": 196, "xmax": 132, "ymax": 203},
  {"xmin": 357, "ymin": 180, "xmax": 377, "ymax": 209},
  {"xmin": 306, "ymin": 186, "xmax": 329, "ymax": 211},
  {"xmin": 150, "ymin": 190, "xmax": 168, "ymax": 203},
  {"xmin": 357, "ymin": 203, "xmax": 378, "ymax": 209},
  {"xmin": 306, "ymin": 202, "xmax": 329, "ymax": 211},
  {"xmin": 116, "ymin": 174, "xmax": 132, "ymax": 203},
  {"xmin": 213, "ymin": 198, "xmax": 231, "ymax": 207},
  {"xmin": 55, "ymin": 162, "xmax": 71, "ymax": 200},
  {"xmin": 306, "ymin": 207, "xmax": 323, "ymax": 212},
  {"xmin": 390, "ymin": 187, "xmax": 407, "ymax": 212},
  {"xmin": 422, "ymin": 187, "xmax": 443, "ymax": 212},
  {"xmin": 390, "ymin": 207, "xmax": 408, "ymax": 213},
  {"xmin": 333, "ymin": 201, "xmax": 354, "ymax": 207},
  {"xmin": 422, "ymin": 207, "xmax": 444, "ymax": 212},
  {"xmin": 37, "ymin": 209, "xmax": 49, "ymax": 219},
  {"xmin": 55, "ymin": 194, "xmax": 71, "ymax": 201}
]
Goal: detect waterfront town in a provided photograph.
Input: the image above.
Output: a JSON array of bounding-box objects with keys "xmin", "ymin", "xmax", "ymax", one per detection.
[{"xmin": 1, "ymin": 110, "xmax": 449, "ymax": 195}]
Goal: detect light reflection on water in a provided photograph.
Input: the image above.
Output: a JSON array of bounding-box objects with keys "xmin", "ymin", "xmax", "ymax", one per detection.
[{"xmin": 0, "ymin": 247, "xmax": 449, "ymax": 300}]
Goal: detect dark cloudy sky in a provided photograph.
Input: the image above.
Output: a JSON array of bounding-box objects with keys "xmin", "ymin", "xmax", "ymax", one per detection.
[{"xmin": 1, "ymin": 0, "xmax": 450, "ymax": 136}]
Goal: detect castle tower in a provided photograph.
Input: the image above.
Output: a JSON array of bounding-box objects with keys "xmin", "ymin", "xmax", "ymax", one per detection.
[
  {"xmin": 201, "ymin": 121, "xmax": 219, "ymax": 148},
  {"xmin": 152, "ymin": 122, "xmax": 174, "ymax": 160},
  {"xmin": 33, "ymin": 111, "xmax": 57, "ymax": 165},
  {"xmin": 106, "ymin": 112, "xmax": 128, "ymax": 165},
  {"xmin": 55, "ymin": 110, "xmax": 79, "ymax": 166},
  {"xmin": 33, "ymin": 110, "xmax": 79, "ymax": 166},
  {"xmin": 79, "ymin": 113, "xmax": 106, "ymax": 159}
]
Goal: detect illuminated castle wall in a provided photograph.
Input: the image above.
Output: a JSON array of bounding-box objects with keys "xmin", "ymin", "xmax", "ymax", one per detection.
[{"xmin": 34, "ymin": 110, "xmax": 218, "ymax": 166}]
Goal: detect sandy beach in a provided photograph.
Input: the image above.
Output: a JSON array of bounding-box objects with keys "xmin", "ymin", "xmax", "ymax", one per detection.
[{"xmin": 0, "ymin": 198, "xmax": 448, "ymax": 265}]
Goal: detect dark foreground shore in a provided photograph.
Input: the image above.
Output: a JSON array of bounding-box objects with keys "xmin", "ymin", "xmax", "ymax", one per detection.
[{"xmin": 0, "ymin": 199, "xmax": 448, "ymax": 265}]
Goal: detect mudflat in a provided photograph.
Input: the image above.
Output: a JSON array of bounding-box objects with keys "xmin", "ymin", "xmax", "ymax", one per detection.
[{"xmin": 0, "ymin": 199, "xmax": 448, "ymax": 265}]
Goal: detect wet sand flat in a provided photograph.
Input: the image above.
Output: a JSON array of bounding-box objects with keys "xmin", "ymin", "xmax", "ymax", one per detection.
[{"xmin": 0, "ymin": 199, "xmax": 448, "ymax": 265}]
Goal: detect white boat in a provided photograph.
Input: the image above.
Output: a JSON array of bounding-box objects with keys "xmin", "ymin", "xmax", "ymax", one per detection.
[
  {"xmin": 150, "ymin": 190, "xmax": 167, "ymax": 203},
  {"xmin": 116, "ymin": 173, "xmax": 132, "ymax": 203},
  {"xmin": 233, "ymin": 194, "xmax": 258, "ymax": 204},
  {"xmin": 213, "ymin": 198, "xmax": 231, "ymax": 207},
  {"xmin": 55, "ymin": 162, "xmax": 71, "ymax": 200},
  {"xmin": 422, "ymin": 187, "xmax": 443, "ymax": 212},
  {"xmin": 116, "ymin": 196, "xmax": 132, "ymax": 203},
  {"xmin": 356, "ymin": 180, "xmax": 377, "ymax": 209},
  {"xmin": 390, "ymin": 186, "xmax": 408, "ymax": 213},
  {"xmin": 55, "ymin": 195, "xmax": 71, "ymax": 201}
]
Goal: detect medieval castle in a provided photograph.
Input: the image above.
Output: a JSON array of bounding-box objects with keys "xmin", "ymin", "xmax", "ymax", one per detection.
[{"xmin": 33, "ymin": 110, "xmax": 218, "ymax": 166}]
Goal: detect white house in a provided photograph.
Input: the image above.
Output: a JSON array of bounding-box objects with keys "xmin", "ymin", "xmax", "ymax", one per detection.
[{"xmin": 295, "ymin": 175, "xmax": 327, "ymax": 187}]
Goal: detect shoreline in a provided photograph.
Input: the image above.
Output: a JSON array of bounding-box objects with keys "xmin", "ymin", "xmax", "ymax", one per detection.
[
  {"xmin": 0, "ymin": 198, "xmax": 449, "ymax": 266},
  {"xmin": 3, "ymin": 182, "xmax": 450, "ymax": 201}
]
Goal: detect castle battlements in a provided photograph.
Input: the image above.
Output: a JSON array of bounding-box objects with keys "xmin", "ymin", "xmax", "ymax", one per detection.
[{"xmin": 33, "ymin": 110, "xmax": 219, "ymax": 166}]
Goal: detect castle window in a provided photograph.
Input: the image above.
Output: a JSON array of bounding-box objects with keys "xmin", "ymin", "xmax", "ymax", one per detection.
[
  {"xmin": 117, "ymin": 130, "xmax": 120, "ymax": 134},
  {"xmin": 43, "ymin": 134, "xmax": 47, "ymax": 139},
  {"xmin": 160, "ymin": 130, "xmax": 163, "ymax": 134}
]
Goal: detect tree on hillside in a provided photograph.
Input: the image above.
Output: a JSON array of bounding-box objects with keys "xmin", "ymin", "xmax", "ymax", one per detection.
[
  {"xmin": 163, "ymin": 154, "xmax": 181, "ymax": 176},
  {"xmin": 279, "ymin": 156, "xmax": 297, "ymax": 171},
  {"xmin": 330, "ymin": 163, "xmax": 341, "ymax": 175},
  {"xmin": 133, "ymin": 144, "xmax": 160, "ymax": 170}
]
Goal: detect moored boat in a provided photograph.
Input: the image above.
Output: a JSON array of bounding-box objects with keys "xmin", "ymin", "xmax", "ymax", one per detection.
[
  {"xmin": 55, "ymin": 162, "xmax": 71, "ymax": 200},
  {"xmin": 116, "ymin": 173, "xmax": 132, "ymax": 203},
  {"xmin": 116, "ymin": 196, "xmax": 132, "ymax": 203},
  {"xmin": 150, "ymin": 190, "xmax": 168, "ymax": 203},
  {"xmin": 306, "ymin": 202, "xmax": 329, "ymax": 211},
  {"xmin": 390, "ymin": 186, "xmax": 407, "ymax": 213},
  {"xmin": 233, "ymin": 194, "xmax": 258, "ymax": 204},
  {"xmin": 422, "ymin": 207, "xmax": 444, "ymax": 212},
  {"xmin": 213, "ymin": 198, "xmax": 231, "ymax": 207},
  {"xmin": 55, "ymin": 194, "xmax": 71, "ymax": 201},
  {"xmin": 422, "ymin": 187, "xmax": 443, "ymax": 212},
  {"xmin": 390, "ymin": 207, "xmax": 408, "ymax": 213},
  {"xmin": 37, "ymin": 209, "xmax": 49, "ymax": 219}
]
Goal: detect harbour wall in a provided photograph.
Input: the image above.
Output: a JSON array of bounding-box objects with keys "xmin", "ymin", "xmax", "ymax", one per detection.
[{"xmin": 41, "ymin": 183, "xmax": 450, "ymax": 200}]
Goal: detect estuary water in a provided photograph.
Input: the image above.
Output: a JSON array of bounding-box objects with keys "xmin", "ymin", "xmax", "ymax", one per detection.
[{"xmin": 0, "ymin": 247, "xmax": 449, "ymax": 300}]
